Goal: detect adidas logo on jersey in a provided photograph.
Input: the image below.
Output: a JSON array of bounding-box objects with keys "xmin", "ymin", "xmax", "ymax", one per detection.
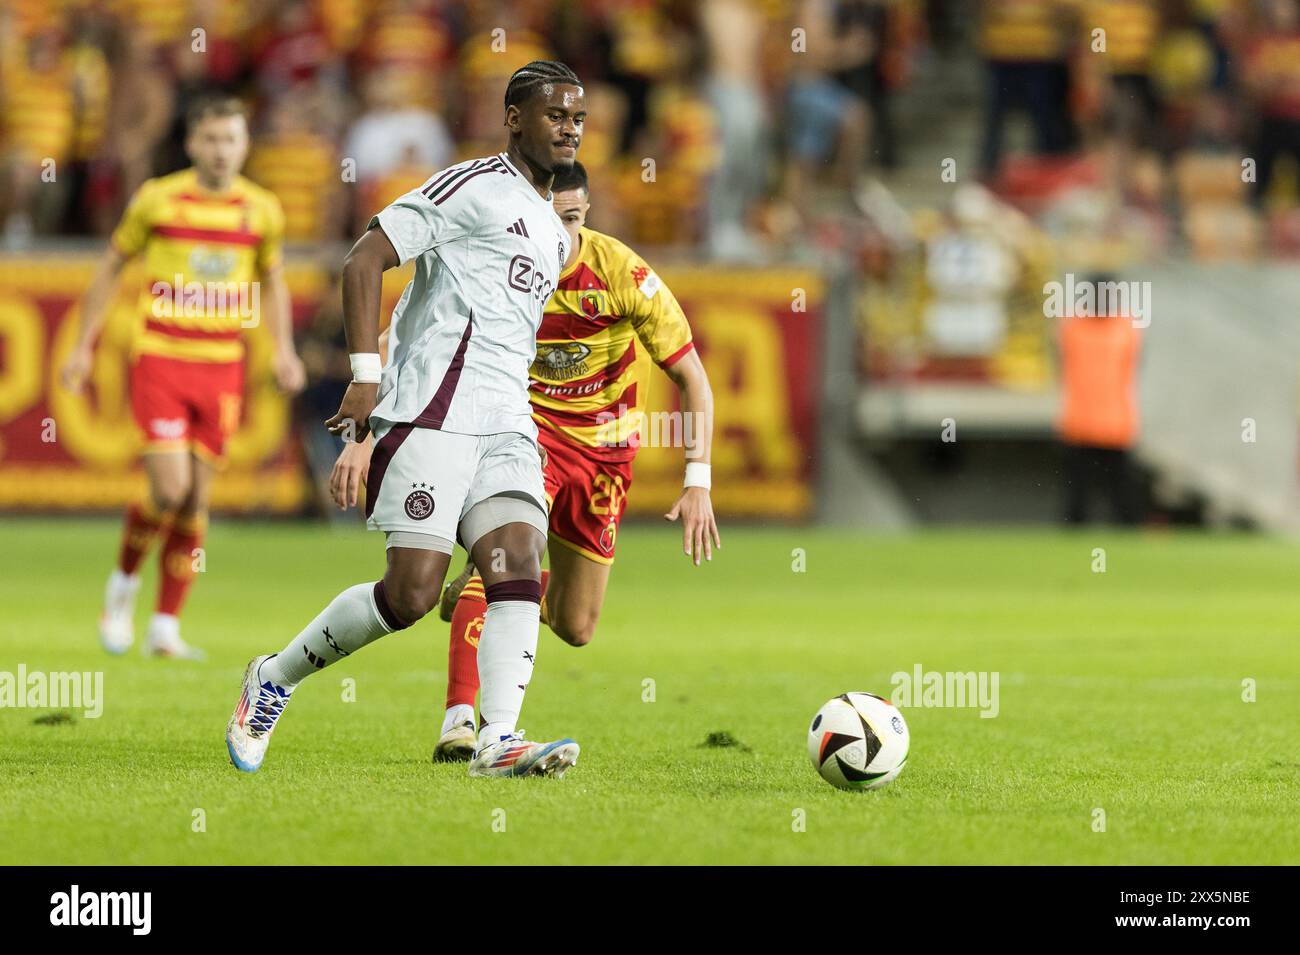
[{"xmin": 505, "ymin": 218, "xmax": 530, "ymax": 237}]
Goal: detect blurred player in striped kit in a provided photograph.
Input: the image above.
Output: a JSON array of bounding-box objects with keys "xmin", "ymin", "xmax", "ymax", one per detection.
[
  {"xmin": 331, "ymin": 161, "xmax": 720, "ymax": 760},
  {"xmin": 60, "ymin": 95, "xmax": 305, "ymax": 660}
]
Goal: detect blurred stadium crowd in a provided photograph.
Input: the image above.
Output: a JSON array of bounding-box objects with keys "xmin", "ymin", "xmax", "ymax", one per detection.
[
  {"xmin": 3, "ymin": 0, "xmax": 1300, "ymax": 259},
  {"xmin": 973, "ymin": 0, "xmax": 1300, "ymax": 261},
  {"xmin": 1, "ymin": 0, "xmax": 868, "ymax": 257}
]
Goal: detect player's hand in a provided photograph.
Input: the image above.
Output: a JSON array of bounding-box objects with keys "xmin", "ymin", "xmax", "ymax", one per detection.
[
  {"xmin": 60, "ymin": 345, "xmax": 94, "ymax": 393},
  {"xmin": 325, "ymin": 381, "xmax": 379, "ymax": 440},
  {"xmin": 330, "ymin": 436, "xmax": 373, "ymax": 510},
  {"xmin": 272, "ymin": 350, "xmax": 307, "ymax": 394},
  {"xmin": 538, "ymin": 441, "xmax": 549, "ymax": 470},
  {"xmin": 664, "ymin": 486, "xmax": 720, "ymax": 566}
]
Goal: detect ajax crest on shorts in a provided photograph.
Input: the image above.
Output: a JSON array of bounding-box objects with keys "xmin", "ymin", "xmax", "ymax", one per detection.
[{"xmin": 404, "ymin": 482, "xmax": 435, "ymax": 520}]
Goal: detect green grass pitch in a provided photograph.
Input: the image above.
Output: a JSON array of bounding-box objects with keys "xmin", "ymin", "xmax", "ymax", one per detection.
[{"xmin": 1, "ymin": 518, "xmax": 1297, "ymax": 864}]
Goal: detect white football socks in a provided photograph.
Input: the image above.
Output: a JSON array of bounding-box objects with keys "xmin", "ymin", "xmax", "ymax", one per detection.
[
  {"xmin": 441, "ymin": 703, "xmax": 476, "ymax": 736},
  {"xmin": 261, "ymin": 582, "xmax": 394, "ymax": 687},
  {"xmin": 146, "ymin": 613, "xmax": 180, "ymax": 641},
  {"xmin": 476, "ymin": 598, "xmax": 540, "ymax": 748},
  {"xmin": 104, "ymin": 569, "xmax": 140, "ymax": 613}
]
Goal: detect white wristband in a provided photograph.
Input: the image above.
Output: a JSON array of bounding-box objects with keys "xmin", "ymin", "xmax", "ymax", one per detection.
[
  {"xmin": 349, "ymin": 352, "xmax": 382, "ymax": 384},
  {"xmin": 684, "ymin": 462, "xmax": 711, "ymax": 490}
]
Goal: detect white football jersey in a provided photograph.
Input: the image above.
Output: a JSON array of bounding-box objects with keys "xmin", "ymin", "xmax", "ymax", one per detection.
[{"xmin": 369, "ymin": 151, "xmax": 570, "ymax": 437}]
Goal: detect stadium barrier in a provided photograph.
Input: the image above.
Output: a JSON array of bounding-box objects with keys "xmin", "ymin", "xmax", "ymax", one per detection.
[
  {"xmin": 0, "ymin": 251, "xmax": 821, "ymax": 519},
  {"xmin": 1133, "ymin": 262, "xmax": 1300, "ymax": 531}
]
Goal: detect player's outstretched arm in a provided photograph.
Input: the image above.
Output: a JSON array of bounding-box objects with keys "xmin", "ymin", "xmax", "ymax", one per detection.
[
  {"xmin": 662, "ymin": 349, "xmax": 721, "ymax": 565},
  {"xmin": 328, "ymin": 327, "xmax": 390, "ymax": 509},
  {"xmin": 59, "ymin": 246, "xmax": 130, "ymax": 393},
  {"xmin": 325, "ymin": 227, "xmax": 400, "ymax": 440}
]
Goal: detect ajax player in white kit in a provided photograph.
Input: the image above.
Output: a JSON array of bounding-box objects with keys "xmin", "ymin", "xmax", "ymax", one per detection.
[{"xmin": 225, "ymin": 62, "xmax": 587, "ymax": 778}]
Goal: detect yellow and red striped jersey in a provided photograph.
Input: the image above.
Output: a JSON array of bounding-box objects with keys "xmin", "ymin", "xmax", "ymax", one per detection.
[
  {"xmin": 1, "ymin": 45, "xmax": 76, "ymax": 166},
  {"xmin": 1083, "ymin": 0, "xmax": 1158, "ymax": 75},
  {"xmin": 530, "ymin": 227, "xmax": 694, "ymax": 462},
  {"xmin": 245, "ymin": 131, "xmax": 336, "ymax": 241},
  {"xmin": 111, "ymin": 168, "xmax": 285, "ymax": 364},
  {"xmin": 108, "ymin": 0, "xmax": 191, "ymax": 50},
  {"xmin": 979, "ymin": 0, "xmax": 1067, "ymax": 62}
]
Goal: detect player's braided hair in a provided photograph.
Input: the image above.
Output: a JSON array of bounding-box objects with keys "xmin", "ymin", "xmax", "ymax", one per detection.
[{"xmin": 504, "ymin": 60, "xmax": 581, "ymax": 110}]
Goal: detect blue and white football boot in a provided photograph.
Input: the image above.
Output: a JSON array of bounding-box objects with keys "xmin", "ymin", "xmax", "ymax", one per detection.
[
  {"xmin": 226, "ymin": 655, "xmax": 293, "ymax": 772},
  {"xmin": 467, "ymin": 730, "xmax": 579, "ymax": 779}
]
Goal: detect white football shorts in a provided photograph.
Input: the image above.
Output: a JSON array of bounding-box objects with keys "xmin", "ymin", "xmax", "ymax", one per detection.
[{"xmin": 365, "ymin": 425, "xmax": 548, "ymax": 553}]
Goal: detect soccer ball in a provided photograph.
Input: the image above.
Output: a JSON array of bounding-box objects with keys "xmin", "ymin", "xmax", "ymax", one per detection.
[{"xmin": 807, "ymin": 692, "xmax": 909, "ymax": 791}]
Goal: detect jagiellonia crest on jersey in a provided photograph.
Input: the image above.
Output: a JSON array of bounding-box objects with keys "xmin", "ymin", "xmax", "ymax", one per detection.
[{"xmin": 579, "ymin": 290, "xmax": 607, "ymax": 319}]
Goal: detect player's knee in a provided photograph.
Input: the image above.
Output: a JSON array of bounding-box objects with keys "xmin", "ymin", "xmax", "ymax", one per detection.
[
  {"xmin": 509, "ymin": 548, "xmax": 543, "ymax": 582},
  {"xmin": 176, "ymin": 487, "xmax": 208, "ymax": 519},
  {"xmin": 550, "ymin": 608, "xmax": 598, "ymax": 647},
  {"xmin": 385, "ymin": 577, "xmax": 440, "ymax": 624},
  {"xmin": 149, "ymin": 482, "xmax": 188, "ymax": 515},
  {"xmin": 553, "ymin": 623, "xmax": 595, "ymax": 647},
  {"xmin": 476, "ymin": 534, "xmax": 543, "ymax": 582}
]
